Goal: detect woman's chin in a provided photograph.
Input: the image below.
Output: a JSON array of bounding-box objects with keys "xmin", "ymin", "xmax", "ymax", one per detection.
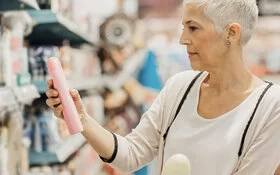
[{"xmin": 190, "ymin": 63, "xmax": 202, "ymax": 71}]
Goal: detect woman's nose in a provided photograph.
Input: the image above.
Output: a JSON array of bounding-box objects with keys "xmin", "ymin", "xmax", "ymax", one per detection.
[{"xmin": 179, "ymin": 37, "xmax": 192, "ymax": 45}]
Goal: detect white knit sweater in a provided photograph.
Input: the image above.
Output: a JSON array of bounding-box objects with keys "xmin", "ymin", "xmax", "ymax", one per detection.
[{"xmin": 107, "ymin": 70, "xmax": 280, "ymax": 175}]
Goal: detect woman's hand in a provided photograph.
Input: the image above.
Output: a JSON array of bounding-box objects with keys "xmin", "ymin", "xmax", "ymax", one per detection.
[
  {"xmin": 46, "ymin": 79, "xmax": 116, "ymax": 163},
  {"xmin": 45, "ymin": 79, "xmax": 88, "ymax": 120}
]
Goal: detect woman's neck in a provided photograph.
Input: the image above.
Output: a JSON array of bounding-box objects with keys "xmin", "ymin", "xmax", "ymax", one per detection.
[{"xmin": 203, "ymin": 52, "xmax": 263, "ymax": 94}]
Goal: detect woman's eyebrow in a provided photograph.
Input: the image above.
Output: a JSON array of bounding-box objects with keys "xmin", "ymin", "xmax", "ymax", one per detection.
[{"xmin": 182, "ymin": 20, "xmax": 199, "ymax": 25}]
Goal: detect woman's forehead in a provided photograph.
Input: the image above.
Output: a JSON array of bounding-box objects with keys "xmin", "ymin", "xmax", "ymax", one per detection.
[{"xmin": 182, "ymin": 4, "xmax": 212, "ymax": 25}]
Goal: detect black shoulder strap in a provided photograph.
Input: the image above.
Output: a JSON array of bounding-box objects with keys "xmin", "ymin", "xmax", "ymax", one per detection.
[
  {"xmin": 163, "ymin": 71, "xmax": 204, "ymax": 142},
  {"xmin": 238, "ymin": 81, "xmax": 273, "ymax": 157}
]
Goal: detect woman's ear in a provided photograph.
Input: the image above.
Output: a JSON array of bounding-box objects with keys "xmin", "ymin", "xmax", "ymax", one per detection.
[{"xmin": 227, "ymin": 23, "xmax": 241, "ymax": 43}]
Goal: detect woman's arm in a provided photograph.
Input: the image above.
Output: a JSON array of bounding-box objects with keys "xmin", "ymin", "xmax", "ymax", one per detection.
[{"xmin": 46, "ymin": 77, "xmax": 171, "ymax": 173}]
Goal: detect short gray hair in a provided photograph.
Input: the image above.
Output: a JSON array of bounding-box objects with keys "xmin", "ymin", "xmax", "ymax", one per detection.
[{"xmin": 184, "ymin": 0, "xmax": 259, "ymax": 46}]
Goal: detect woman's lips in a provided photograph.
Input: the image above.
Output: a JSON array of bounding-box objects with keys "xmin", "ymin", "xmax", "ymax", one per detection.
[{"xmin": 188, "ymin": 52, "xmax": 198, "ymax": 57}]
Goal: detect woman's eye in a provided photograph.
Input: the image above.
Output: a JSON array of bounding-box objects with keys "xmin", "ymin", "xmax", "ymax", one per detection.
[{"xmin": 189, "ymin": 26, "xmax": 198, "ymax": 31}]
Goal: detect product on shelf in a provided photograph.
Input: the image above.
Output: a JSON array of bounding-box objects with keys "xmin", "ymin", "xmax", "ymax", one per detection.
[
  {"xmin": 31, "ymin": 113, "xmax": 43, "ymax": 152},
  {"xmin": 14, "ymin": 47, "xmax": 32, "ymax": 86},
  {"xmin": 24, "ymin": 107, "xmax": 61, "ymax": 153},
  {"xmin": 28, "ymin": 45, "xmax": 101, "ymax": 92},
  {"xmin": 67, "ymin": 143, "xmax": 104, "ymax": 174},
  {"xmin": 123, "ymin": 78, "xmax": 147, "ymax": 105},
  {"xmin": 104, "ymin": 98, "xmax": 141, "ymax": 137},
  {"xmin": 98, "ymin": 47, "xmax": 120, "ymax": 75},
  {"xmin": 106, "ymin": 115, "xmax": 129, "ymax": 136},
  {"xmin": 82, "ymin": 95, "xmax": 105, "ymax": 125},
  {"xmin": 6, "ymin": 108, "xmax": 24, "ymax": 175},
  {"xmin": 29, "ymin": 167, "xmax": 43, "ymax": 174},
  {"xmin": 0, "ymin": 30, "xmax": 4, "ymax": 86},
  {"xmin": 29, "ymin": 165, "xmax": 72, "ymax": 175},
  {"xmin": 104, "ymin": 89, "xmax": 128, "ymax": 110},
  {"xmin": 28, "ymin": 46, "xmax": 60, "ymax": 82},
  {"xmin": 1, "ymin": 13, "xmax": 34, "ymax": 87},
  {"xmin": 1, "ymin": 28, "xmax": 14, "ymax": 86},
  {"xmin": 100, "ymin": 13, "xmax": 135, "ymax": 49},
  {"xmin": 110, "ymin": 49, "xmax": 126, "ymax": 67},
  {"xmin": 103, "ymin": 163, "xmax": 122, "ymax": 175},
  {"xmin": 41, "ymin": 166, "xmax": 53, "ymax": 175},
  {"xmin": 59, "ymin": 44, "xmax": 72, "ymax": 79},
  {"xmin": 70, "ymin": 48, "xmax": 101, "ymax": 80},
  {"xmin": 8, "ymin": 15, "xmax": 30, "ymax": 87},
  {"xmin": 56, "ymin": 0, "xmax": 71, "ymax": 15},
  {"xmin": 123, "ymin": 104, "xmax": 141, "ymax": 129}
]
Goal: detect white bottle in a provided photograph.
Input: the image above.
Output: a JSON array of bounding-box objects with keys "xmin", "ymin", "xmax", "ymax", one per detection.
[{"xmin": 161, "ymin": 154, "xmax": 191, "ymax": 175}]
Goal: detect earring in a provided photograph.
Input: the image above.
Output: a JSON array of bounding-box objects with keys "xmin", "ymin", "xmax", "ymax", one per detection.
[{"xmin": 226, "ymin": 36, "xmax": 231, "ymax": 46}]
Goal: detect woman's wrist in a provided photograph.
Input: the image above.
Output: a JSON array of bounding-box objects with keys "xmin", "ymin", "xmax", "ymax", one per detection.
[{"xmin": 80, "ymin": 112, "xmax": 90, "ymax": 124}]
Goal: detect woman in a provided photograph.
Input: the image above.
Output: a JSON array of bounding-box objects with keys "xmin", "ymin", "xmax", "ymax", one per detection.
[{"xmin": 46, "ymin": 0, "xmax": 280, "ymax": 174}]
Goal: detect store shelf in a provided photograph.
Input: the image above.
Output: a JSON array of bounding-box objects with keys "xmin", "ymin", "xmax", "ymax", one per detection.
[
  {"xmin": 32, "ymin": 81, "xmax": 47, "ymax": 93},
  {"xmin": 0, "ymin": 85, "xmax": 39, "ymax": 108},
  {"xmin": 0, "ymin": 0, "xmax": 39, "ymax": 11},
  {"xmin": 29, "ymin": 134, "xmax": 86, "ymax": 166},
  {"xmin": 25, "ymin": 10, "xmax": 96, "ymax": 47},
  {"xmin": 13, "ymin": 85, "xmax": 40, "ymax": 103},
  {"xmin": 0, "ymin": 87, "xmax": 17, "ymax": 108}
]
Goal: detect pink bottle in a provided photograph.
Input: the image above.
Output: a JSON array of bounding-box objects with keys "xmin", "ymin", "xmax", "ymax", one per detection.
[{"xmin": 47, "ymin": 57, "xmax": 83, "ymax": 134}]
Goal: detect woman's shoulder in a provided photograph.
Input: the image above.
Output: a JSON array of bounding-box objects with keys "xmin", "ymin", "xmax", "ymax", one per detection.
[
  {"xmin": 260, "ymin": 83, "xmax": 280, "ymax": 119},
  {"xmin": 265, "ymin": 83, "xmax": 280, "ymax": 102},
  {"xmin": 267, "ymin": 84, "xmax": 280, "ymax": 106},
  {"xmin": 159, "ymin": 70, "xmax": 204, "ymax": 105}
]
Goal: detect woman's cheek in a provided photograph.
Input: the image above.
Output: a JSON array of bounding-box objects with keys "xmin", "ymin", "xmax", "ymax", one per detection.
[{"xmin": 199, "ymin": 33, "xmax": 215, "ymax": 49}]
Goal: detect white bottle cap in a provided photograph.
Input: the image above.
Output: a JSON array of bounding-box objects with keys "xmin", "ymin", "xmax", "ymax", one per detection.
[{"xmin": 161, "ymin": 154, "xmax": 191, "ymax": 175}]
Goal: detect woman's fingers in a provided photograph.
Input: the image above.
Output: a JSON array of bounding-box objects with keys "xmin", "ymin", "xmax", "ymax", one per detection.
[
  {"xmin": 54, "ymin": 104, "xmax": 64, "ymax": 119},
  {"xmin": 46, "ymin": 79, "xmax": 59, "ymax": 98},
  {"xmin": 70, "ymin": 89, "xmax": 84, "ymax": 111},
  {"xmin": 45, "ymin": 79, "xmax": 65, "ymax": 119},
  {"xmin": 47, "ymin": 79, "xmax": 54, "ymax": 89},
  {"xmin": 46, "ymin": 98, "xmax": 61, "ymax": 107},
  {"xmin": 46, "ymin": 89, "xmax": 59, "ymax": 98}
]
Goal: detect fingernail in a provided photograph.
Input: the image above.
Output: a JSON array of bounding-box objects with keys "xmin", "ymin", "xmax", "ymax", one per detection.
[{"xmin": 70, "ymin": 89, "xmax": 75, "ymax": 95}]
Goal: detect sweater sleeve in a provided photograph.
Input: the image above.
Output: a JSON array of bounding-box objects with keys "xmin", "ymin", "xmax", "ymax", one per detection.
[
  {"xmin": 233, "ymin": 100, "xmax": 280, "ymax": 175},
  {"xmin": 102, "ymin": 76, "xmax": 174, "ymax": 174}
]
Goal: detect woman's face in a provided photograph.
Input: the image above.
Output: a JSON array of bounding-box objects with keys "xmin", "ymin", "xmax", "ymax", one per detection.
[{"xmin": 180, "ymin": 4, "xmax": 228, "ymax": 71}]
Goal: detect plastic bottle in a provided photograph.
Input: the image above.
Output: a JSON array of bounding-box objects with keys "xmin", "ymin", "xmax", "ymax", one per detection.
[
  {"xmin": 161, "ymin": 154, "xmax": 191, "ymax": 175},
  {"xmin": 47, "ymin": 57, "xmax": 83, "ymax": 134}
]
